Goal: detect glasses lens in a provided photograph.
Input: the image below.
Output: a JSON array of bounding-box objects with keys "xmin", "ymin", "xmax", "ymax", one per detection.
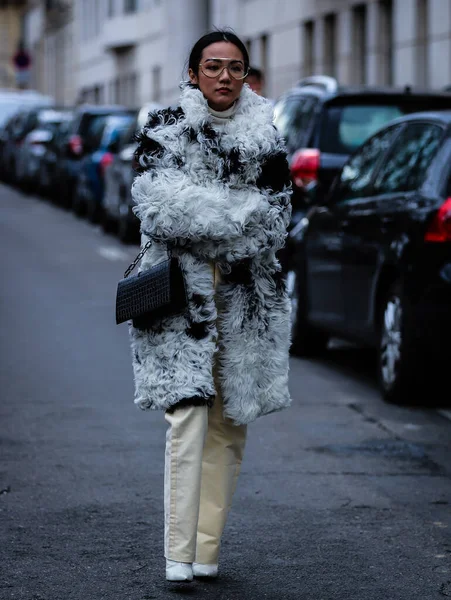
[
  {"xmin": 201, "ymin": 59, "xmax": 248, "ymax": 80},
  {"xmin": 228, "ymin": 61, "xmax": 247, "ymax": 79},
  {"xmin": 201, "ymin": 59, "xmax": 223, "ymax": 78}
]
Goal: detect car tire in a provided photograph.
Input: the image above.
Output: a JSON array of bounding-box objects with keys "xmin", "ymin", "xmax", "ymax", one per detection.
[
  {"xmin": 72, "ymin": 180, "xmax": 86, "ymax": 217},
  {"xmin": 378, "ymin": 280, "xmax": 424, "ymax": 404},
  {"xmin": 86, "ymin": 195, "xmax": 101, "ymax": 224},
  {"xmin": 288, "ymin": 268, "xmax": 329, "ymax": 357}
]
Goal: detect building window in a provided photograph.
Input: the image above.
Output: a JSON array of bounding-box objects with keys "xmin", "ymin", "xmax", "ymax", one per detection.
[
  {"xmin": 245, "ymin": 38, "xmax": 252, "ymax": 63},
  {"xmin": 303, "ymin": 20, "xmax": 315, "ymax": 77},
  {"xmin": 324, "ymin": 13, "xmax": 336, "ymax": 77},
  {"xmin": 108, "ymin": 80, "xmax": 115, "ymax": 103},
  {"xmin": 352, "ymin": 4, "xmax": 367, "ymax": 84},
  {"xmin": 152, "ymin": 65, "xmax": 162, "ymax": 102},
  {"xmin": 260, "ymin": 34, "xmax": 268, "ymax": 79},
  {"xmin": 115, "ymin": 77, "xmax": 121, "ymax": 104},
  {"xmin": 94, "ymin": 0, "xmax": 100, "ymax": 35},
  {"xmin": 379, "ymin": 0, "xmax": 393, "ymax": 85},
  {"xmin": 124, "ymin": 0, "xmax": 137, "ymax": 14},
  {"xmin": 128, "ymin": 73, "xmax": 137, "ymax": 106},
  {"xmin": 416, "ymin": 0, "xmax": 428, "ymax": 87}
]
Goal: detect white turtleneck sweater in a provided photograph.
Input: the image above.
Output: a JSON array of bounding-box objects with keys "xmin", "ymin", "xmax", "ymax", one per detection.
[
  {"xmin": 207, "ymin": 101, "xmax": 237, "ymax": 129},
  {"xmin": 207, "ymin": 101, "xmax": 237, "ymax": 286}
]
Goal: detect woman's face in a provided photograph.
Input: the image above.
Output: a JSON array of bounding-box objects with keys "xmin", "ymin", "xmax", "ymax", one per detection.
[{"xmin": 189, "ymin": 41, "xmax": 245, "ymax": 111}]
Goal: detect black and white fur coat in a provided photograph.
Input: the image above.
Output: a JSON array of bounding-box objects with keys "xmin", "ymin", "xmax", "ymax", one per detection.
[{"xmin": 129, "ymin": 83, "xmax": 292, "ymax": 425}]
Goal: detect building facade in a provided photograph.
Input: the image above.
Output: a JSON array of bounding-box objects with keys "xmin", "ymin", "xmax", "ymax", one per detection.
[
  {"xmin": 74, "ymin": 0, "xmax": 209, "ymax": 107},
  {"xmin": 214, "ymin": 0, "xmax": 451, "ymax": 98},
  {"xmin": 22, "ymin": 0, "xmax": 75, "ymax": 105},
  {"xmin": 21, "ymin": 0, "xmax": 451, "ymax": 107}
]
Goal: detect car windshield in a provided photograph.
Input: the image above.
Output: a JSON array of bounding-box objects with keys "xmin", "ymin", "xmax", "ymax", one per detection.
[
  {"xmin": 100, "ymin": 115, "xmax": 134, "ymax": 147},
  {"xmin": 319, "ymin": 97, "xmax": 451, "ymax": 154}
]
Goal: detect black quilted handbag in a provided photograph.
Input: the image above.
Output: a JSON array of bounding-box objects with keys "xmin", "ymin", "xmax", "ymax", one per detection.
[{"xmin": 115, "ymin": 240, "xmax": 187, "ymax": 329}]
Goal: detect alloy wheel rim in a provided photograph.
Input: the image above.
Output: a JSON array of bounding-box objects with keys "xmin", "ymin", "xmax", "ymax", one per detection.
[{"xmin": 380, "ymin": 296, "xmax": 402, "ymax": 389}]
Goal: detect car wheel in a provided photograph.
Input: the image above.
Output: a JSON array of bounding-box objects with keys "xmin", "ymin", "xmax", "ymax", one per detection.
[
  {"xmin": 288, "ymin": 268, "xmax": 329, "ymax": 357},
  {"xmin": 39, "ymin": 165, "xmax": 50, "ymax": 196},
  {"xmin": 86, "ymin": 195, "xmax": 101, "ymax": 224},
  {"xmin": 72, "ymin": 180, "xmax": 86, "ymax": 217},
  {"xmin": 378, "ymin": 280, "xmax": 423, "ymax": 404}
]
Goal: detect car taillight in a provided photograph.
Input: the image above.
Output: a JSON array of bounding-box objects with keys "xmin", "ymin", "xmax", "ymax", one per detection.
[
  {"xmin": 290, "ymin": 149, "xmax": 320, "ymax": 188},
  {"xmin": 425, "ymin": 197, "xmax": 451, "ymax": 242},
  {"xmin": 69, "ymin": 134, "xmax": 83, "ymax": 156},
  {"xmin": 100, "ymin": 152, "xmax": 113, "ymax": 175}
]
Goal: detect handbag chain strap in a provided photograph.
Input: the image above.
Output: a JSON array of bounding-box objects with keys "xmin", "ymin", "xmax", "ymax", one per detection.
[{"xmin": 124, "ymin": 240, "xmax": 153, "ymax": 278}]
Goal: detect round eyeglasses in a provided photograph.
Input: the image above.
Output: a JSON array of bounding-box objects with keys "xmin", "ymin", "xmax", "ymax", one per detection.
[{"xmin": 199, "ymin": 58, "xmax": 249, "ymax": 80}]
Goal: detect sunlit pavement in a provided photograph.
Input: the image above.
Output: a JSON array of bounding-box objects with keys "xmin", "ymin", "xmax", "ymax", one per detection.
[{"xmin": 1, "ymin": 183, "xmax": 451, "ymax": 600}]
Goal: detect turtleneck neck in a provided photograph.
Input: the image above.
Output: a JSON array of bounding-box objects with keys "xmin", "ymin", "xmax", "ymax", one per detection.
[{"xmin": 207, "ymin": 101, "xmax": 237, "ymax": 126}]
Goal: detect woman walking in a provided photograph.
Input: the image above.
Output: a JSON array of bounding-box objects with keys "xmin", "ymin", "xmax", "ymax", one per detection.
[{"xmin": 130, "ymin": 29, "xmax": 292, "ymax": 582}]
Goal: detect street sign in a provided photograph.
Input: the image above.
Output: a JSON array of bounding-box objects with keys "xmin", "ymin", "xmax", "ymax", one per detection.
[{"xmin": 12, "ymin": 49, "xmax": 31, "ymax": 71}]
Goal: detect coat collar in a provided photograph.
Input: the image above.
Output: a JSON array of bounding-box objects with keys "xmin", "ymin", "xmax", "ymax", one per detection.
[
  {"xmin": 180, "ymin": 82, "xmax": 274, "ymax": 131},
  {"xmin": 179, "ymin": 82, "xmax": 277, "ymax": 154}
]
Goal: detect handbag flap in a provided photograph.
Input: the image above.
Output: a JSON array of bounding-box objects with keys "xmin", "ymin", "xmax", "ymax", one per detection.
[{"xmin": 116, "ymin": 258, "xmax": 172, "ymax": 324}]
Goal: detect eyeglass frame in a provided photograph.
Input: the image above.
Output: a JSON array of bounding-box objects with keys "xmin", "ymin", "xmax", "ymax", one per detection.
[{"xmin": 198, "ymin": 57, "xmax": 250, "ymax": 80}]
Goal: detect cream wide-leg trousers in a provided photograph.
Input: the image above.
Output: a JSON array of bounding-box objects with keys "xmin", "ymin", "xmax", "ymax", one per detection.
[{"xmin": 164, "ymin": 386, "xmax": 247, "ymax": 564}]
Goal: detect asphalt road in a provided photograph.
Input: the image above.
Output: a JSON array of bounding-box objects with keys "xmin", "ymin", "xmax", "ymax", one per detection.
[{"xmin": 1, "ymin": 184, "xmax": 451, "ymax": 600}]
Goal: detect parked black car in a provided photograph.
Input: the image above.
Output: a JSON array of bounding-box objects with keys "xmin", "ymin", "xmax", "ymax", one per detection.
[
  {"xmin": 73, "ymin": 112, "xmax": 135, "ymax": 222},
  {"xmin": 0, "ymin": 105, "xmax": 61, "ymax": 185},
  {"xmin": 102, "ymin": 102, "xmax": 161, "ymax": 242},
  {"xmin": 38, "ymin": 118, "xmax": 72, "ymax": 197},
  {"xmin": 274, "ymin": 77, "xmax": 451, "ymax": 272},
  {"xmin": 50, "ymin": 104, "xmax": 132, "ymax": 209},
  {"xmin": 290, "ymin": 111, "xmax": 451, "ymax": 404}
]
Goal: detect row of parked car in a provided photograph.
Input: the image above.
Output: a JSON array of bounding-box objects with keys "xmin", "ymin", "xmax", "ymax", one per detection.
[
  {"xmin": 275, "ymin": 76, "xmax": 451, "ymax": 405},
  {"xmin": 0, "ymin": 92, "xmax": 161, "ymax": 243},
  {"xmin": 1, "ymin": 79, "xmax": 450, "ymax": 406}
]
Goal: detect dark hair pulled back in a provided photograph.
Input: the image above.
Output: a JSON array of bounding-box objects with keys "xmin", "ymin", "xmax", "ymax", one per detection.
[{"xmin": 187, "ymin": 29, "xmax": 250, "ymax": 76}]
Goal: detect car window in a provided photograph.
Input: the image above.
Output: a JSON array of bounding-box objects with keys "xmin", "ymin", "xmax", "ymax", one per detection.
[
  {"xmin": 100, "ymin": 115, "xmax": 134, "ymax": 148},
  {"xmin": 274, "ymin": 97, "xmax": 305, "ymax": 152},
  {"xmin": 320, "ymin": 105, "xmax": 403, "ymax": 155},
  {"xmin": 83, "ymin": 115, "xmax": 108, "ymax": 151},
  {"xmin": 373, "ymin": 123, "xmax": 444, "ymax": 194},
  {"xmin": 78, "ymin": 113, "xmax": 106, "ymax": 139},
  {"xmin": 335, "ymin": 125, "xmax": 400, "ymax": 201},
  {"xmin": 121, "ymin": 118, "xmax": 139, "ymax": 146},
  {"xmin": 320, "ymin": 96, "xmax": 451, "ymax": 155}
]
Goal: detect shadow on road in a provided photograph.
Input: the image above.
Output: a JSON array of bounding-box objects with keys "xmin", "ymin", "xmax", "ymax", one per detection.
[{"xmin": 308, "ymin": 339, "xmax": 450, "ymax": 409}]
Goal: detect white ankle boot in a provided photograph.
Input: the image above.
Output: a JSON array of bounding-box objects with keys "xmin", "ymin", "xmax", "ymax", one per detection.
[
  {"xmin": 166, "ymin": 559, "xmax": 193, "ymax": 582},
  {"xmin": 192, "ymin": 562, "xmax": 219, "ymax": 578}
]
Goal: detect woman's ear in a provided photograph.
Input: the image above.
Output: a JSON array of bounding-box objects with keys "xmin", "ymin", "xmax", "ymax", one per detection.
[{"xmin": 188, "ymin": 68, "xmax": 198, "ymax": 85}]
